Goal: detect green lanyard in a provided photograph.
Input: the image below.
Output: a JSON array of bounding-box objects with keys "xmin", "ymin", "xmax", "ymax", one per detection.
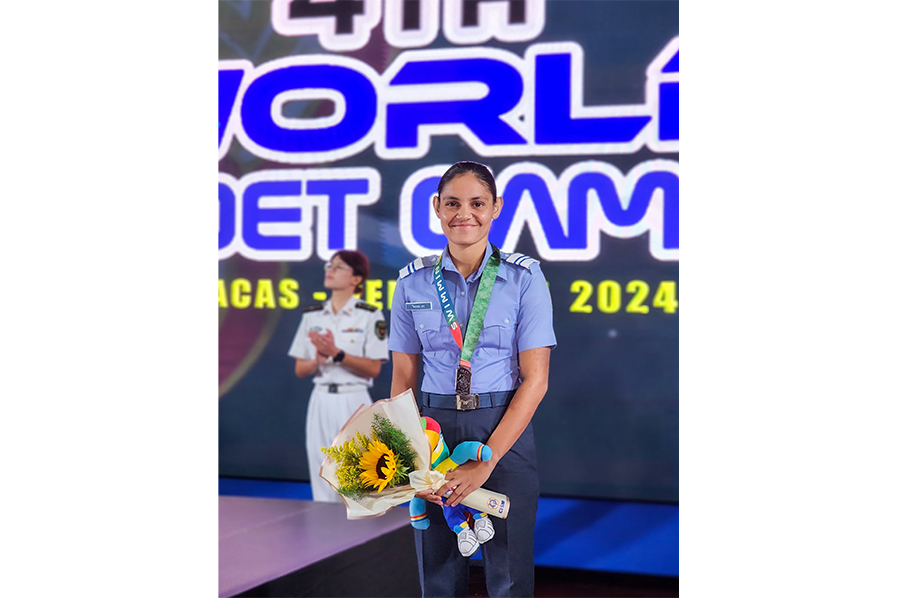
[{"xmin": 432, "ymin": 245, "xmax": 501, "ymax": 397}]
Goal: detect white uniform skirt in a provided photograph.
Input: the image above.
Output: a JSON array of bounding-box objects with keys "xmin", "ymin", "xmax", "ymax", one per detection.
[{"xmin": 306, "ymin": 385, "xmax": 373, "ymax": 502}]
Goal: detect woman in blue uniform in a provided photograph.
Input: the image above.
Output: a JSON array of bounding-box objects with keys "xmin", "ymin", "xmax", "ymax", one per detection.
[{"xmin": 389, "ymin": 162, "xmax": 556, "ymax": 597}]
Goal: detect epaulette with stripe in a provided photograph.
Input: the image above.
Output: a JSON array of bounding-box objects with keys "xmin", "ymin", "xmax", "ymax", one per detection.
[
  {"xmin": 397, "ymin": 255, "xmax": 439, "ymax": 280},
  {"xmin": 355, "ymin": 301, "xmax": 378, "ymax": 312},
  {"xmin": 500, "ymin": 251, "xmax": 539, "ymax": 270},
  {"xmin": 301, "ymin": 303, "xmax": 325, "ymax": 313}
]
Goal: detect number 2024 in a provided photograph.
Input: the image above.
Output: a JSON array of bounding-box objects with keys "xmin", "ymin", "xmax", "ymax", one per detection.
[{"xmin": 569, "ymin": 280, "xmax": 678, "ymax": 314}]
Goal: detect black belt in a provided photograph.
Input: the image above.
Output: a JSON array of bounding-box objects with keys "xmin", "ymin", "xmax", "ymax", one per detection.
[{"xmin": 420, "ymin": 390, "xmax": 517, "ymax": 411}]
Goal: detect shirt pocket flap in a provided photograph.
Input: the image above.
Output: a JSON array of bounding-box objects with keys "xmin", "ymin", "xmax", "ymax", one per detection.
[
  {"xmin": 479, "ymin": 309, "xmax": 515, "ymax": 355},
  {"xmin": 412, "ymin": 310, "xmax": 445, "ymax": 352},
  {"xmin": 412, "ymin": 309, "xmax": 442, "ymax": 332}
]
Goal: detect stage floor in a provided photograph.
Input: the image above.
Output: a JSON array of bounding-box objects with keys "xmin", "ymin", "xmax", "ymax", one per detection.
[
  {"xmin": 220, "ymin": 478, "xmax": 679, "ymax": 577},
  {"xmin": 219, "ymin": 496, "xmax": 413, "ymax": 597}
]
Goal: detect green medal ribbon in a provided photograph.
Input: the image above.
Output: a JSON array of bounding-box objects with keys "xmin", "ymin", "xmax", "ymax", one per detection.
[{"xmin": 433, "ymin": 245, "xmax": 501, "ymax": 397}]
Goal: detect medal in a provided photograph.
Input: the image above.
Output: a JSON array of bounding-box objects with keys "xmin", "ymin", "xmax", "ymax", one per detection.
[
  {"xmin": 455, "ymin": 363, "xmax": 479, "ymax": 409},
  {"xmin": 433, "ymin": 246, "xmax": 501, "ymax": 411},
  {"xmin": 455, "ymin": 363, "xmax": 472, "ymax": 396}
]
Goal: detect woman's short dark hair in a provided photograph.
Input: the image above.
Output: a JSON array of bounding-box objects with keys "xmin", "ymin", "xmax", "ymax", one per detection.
[
  {"xmin": 436, "ymin": 161, "xmax": 497, "ymax": 203},
  {"xmin": 334, "ymin": 249, "xmax": 369, "ymax": 294}
]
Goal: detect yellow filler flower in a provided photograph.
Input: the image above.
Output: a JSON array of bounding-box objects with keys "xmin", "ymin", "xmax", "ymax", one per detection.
[{"xmin": 359, "ymin": 439, "xmax": 399, "ymax": 492}]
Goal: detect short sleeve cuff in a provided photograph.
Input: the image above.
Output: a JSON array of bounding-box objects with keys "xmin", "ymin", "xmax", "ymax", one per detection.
[{"xmin": 387, "ymin": 339, "xmax": 423, "ymax": 354}]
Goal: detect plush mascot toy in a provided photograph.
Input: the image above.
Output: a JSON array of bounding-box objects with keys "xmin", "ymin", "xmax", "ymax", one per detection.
[{"xmin": 409, "ymin": 416, "xmax": 495, "ymax": 557}]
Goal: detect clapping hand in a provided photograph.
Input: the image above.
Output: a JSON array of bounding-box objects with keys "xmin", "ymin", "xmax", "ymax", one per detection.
[{"xmin": 309, "ymin": 329, "xmax": 338, "ymax": 359}]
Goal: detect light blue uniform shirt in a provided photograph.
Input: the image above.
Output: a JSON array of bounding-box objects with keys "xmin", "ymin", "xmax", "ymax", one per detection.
[{"xmin": 389, "ymin": 246, "xmax": 556, "ymax": 394}]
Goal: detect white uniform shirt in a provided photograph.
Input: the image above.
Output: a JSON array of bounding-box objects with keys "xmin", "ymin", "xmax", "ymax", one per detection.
[{"xmin": 288, "ymin": 297, "xmax": 389, "ymax": 387}]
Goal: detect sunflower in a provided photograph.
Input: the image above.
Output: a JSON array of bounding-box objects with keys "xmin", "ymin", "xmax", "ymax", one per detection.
[{"xmin": 359, "ymin": 439, "xmax": 399, "ymax": 493}]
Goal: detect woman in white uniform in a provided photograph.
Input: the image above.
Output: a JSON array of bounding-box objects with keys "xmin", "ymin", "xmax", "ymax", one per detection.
[{"xmin": 288, "ymin": 250, "xmax": 389, "ymax": 502}]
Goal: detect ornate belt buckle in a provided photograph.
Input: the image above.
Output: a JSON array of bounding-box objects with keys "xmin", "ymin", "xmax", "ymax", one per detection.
[{"xmin": 456, "ymin": 394, "xmax": 480, "ymax": 410}]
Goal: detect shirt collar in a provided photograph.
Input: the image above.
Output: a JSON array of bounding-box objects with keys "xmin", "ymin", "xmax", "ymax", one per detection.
[
  {"xmin": 324, "ymin": 297, "xmax": 355, "ymax": 315},
  {"xmin": 440, "ymin": 244, "xmax": 507, "ymax": 282}
]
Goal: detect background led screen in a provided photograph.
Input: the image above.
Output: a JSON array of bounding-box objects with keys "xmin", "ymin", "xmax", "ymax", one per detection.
[{"xmin": 219, "ymin": 0, "xmax": 678, "ymax": 502}]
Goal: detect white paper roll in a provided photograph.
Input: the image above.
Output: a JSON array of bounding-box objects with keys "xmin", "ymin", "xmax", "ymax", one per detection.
[{"xmin": 459, "ymin": 487, "xmax": 510, "ymax": 519}]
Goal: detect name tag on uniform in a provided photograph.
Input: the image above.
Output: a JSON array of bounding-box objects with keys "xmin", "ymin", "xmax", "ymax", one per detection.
[{"xmin": 405, "ymin": 301, "xmax": 432, "ymax": 311}]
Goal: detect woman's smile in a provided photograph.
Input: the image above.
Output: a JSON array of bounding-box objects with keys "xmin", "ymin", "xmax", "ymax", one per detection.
[{"xmin": 433, "ymin": 172, "xmax": 501, "ymax": 248}]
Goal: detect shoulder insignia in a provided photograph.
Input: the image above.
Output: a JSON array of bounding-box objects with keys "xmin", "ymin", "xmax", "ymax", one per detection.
[
  {"xmin": 301, "ymin": 303, "xmax": 325, "ymax": 313},
  {"xmin": 398, "ymin": 255, "xmax": 439, "ymax": 280},
  {"xmin": 355, "ymin": 301, "xmax": 378, "ymax": 312},
  {"xmin": 500, "ymin": 251, "xmax": 539, "ymax": 270}
]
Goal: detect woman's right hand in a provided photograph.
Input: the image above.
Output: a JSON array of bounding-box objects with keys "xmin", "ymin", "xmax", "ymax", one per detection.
[{"xmin": 415, "ymin": 488, "xmax": 444, "ymax": 506}]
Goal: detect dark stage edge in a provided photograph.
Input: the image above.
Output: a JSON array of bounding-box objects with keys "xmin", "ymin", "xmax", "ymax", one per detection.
[
  {"xmin": 469, "ymin": 564, "xmax": 679, "ymax": 598},
  {"xmin": 219, "ymin": 496, "xmax": 420, "ymax": 597}
]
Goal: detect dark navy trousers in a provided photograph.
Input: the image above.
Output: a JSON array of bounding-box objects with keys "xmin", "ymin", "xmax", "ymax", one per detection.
[{"xmin": 416, "ymin": 404, "xmax": 539, "ymax": 598}]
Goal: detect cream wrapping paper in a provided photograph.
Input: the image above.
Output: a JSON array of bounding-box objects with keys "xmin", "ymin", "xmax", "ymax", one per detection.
[
  {"xmin": 408, "ymin": 468, "xmax": 449, "ymax": 493},
  {"xmin": 320, "ymin": 388, "xmax": 509, "ymax": 520}
]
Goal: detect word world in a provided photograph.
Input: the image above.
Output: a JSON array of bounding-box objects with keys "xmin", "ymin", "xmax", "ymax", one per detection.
[{"xmin": 218, "ymin": 37, "xmax": 679, "ymax": 163}]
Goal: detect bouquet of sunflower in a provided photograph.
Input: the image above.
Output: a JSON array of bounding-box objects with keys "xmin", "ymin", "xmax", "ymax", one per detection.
[
  {"xmin": 322, "ymin": 414, "xmax": 418, "ymax": 499},
  {"xmin": 319, "ymin": 389, "xmax": 433, "ymax": 519}
]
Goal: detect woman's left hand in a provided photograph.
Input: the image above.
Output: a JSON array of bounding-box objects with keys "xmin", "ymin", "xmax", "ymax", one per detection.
[{"xmin": 437, "ymin": 460, "xmax": 495, "ymax": 507}]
